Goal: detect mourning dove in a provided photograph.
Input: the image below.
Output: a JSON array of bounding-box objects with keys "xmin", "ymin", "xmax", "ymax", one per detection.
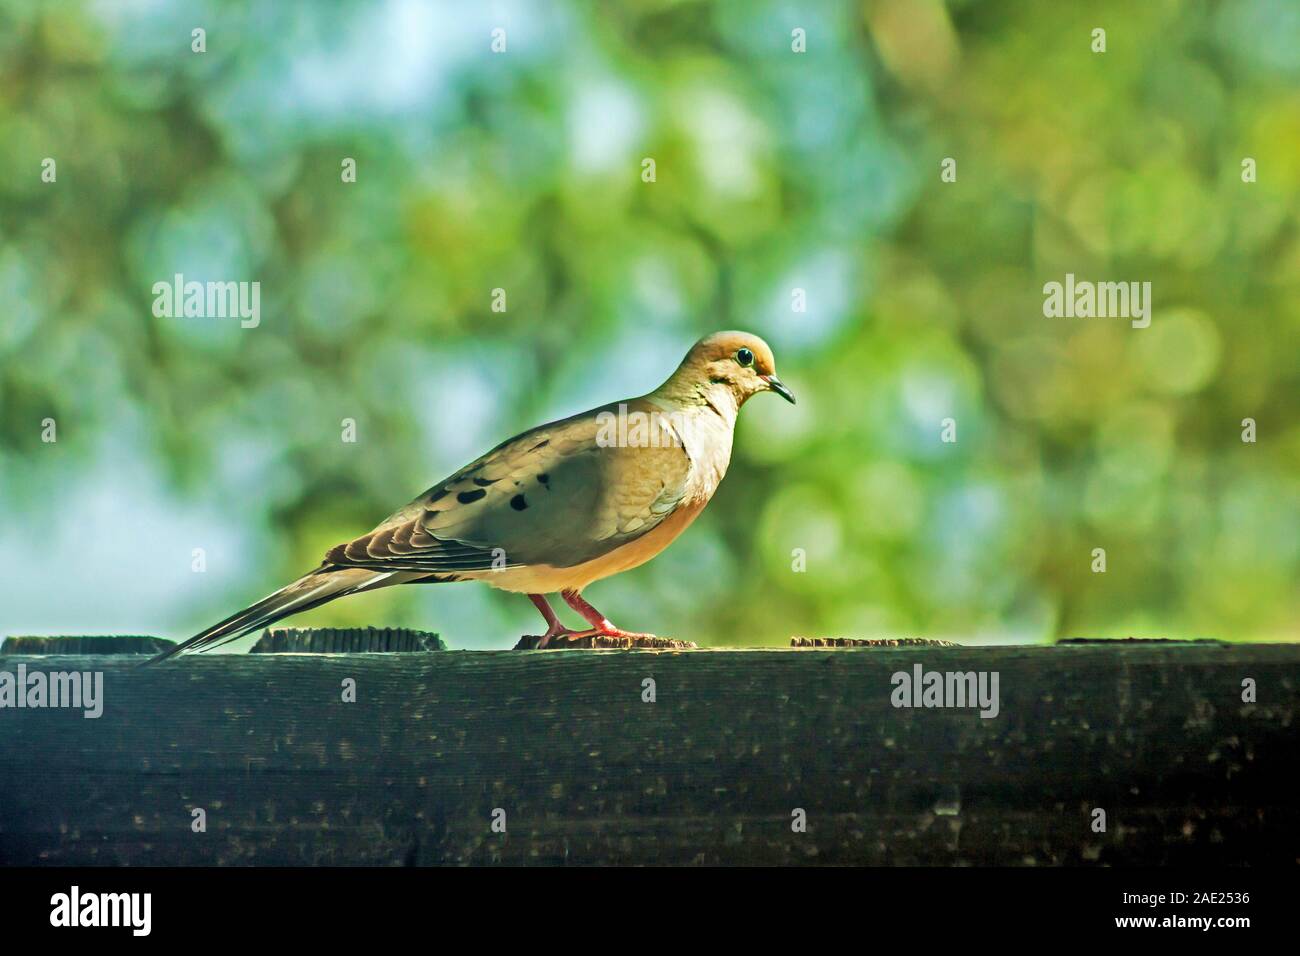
[{"xmin": 151, "ymin": 331, "xmax": 794, "ymax": 660}]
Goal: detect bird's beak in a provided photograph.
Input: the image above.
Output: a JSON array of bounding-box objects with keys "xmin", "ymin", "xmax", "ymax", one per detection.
[{"xmin": 763, "ymin": 374, "xmax": 796, "ymax": 404}]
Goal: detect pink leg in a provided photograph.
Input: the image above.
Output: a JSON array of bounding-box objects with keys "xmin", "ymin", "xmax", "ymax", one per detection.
[
  {"xmin": 527, "ymin": 593, "xmax": 576, "ymax": 648},
  {"xmin": 560, "ymin": 590, "xmax": 658, "ymax": 640}
]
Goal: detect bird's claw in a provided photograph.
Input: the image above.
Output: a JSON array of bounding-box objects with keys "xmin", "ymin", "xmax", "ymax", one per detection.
[
  {"xmin": 568, "ymin": 626, "xmax": 660, "ymax": 641},
  {"xmin": 527, "ymin": 626, "xmax": 578, "ymax": 649},
  {"xmin": 519, "ymin": 626, "xmax": 662, "ymax": 649}
]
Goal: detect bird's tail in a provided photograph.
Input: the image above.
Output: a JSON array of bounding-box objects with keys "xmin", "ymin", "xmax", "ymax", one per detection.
[{"xmin": 146, "ymin": 566, "xmax": 401, "ymax": 664}]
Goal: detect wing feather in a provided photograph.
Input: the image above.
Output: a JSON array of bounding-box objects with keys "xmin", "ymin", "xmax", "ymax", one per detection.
[{"xmin": 323, "ymin": 400, "xmax": 692, "ymax": 575}]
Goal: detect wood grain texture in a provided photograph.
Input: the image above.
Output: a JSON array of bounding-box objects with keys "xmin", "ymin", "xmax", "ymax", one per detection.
[
  {"xmin": 0, "ymin": 644, "xmax": 1295, "ymax": 865},
  {"xmin": 0, "ymin": 636, "xmax": 173, "ymax": 655},
  {"xmin": 250, "ymin": 627, "xmax": 445, "ymax": 653}
]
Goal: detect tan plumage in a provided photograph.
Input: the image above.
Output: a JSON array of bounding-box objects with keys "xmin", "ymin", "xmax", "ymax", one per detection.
[{"xmin": 151, "ymin": 330, "xmax": 793, "ymax": 660}]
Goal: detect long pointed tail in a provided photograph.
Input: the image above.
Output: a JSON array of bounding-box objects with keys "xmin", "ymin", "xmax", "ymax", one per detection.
[{"xmin": 147, "ymin": 566, "xmax": 398, "ymax": 664}]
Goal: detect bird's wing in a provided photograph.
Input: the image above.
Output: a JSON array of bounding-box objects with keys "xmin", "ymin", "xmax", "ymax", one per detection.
[{"xmin": 325, "ymin": 399, "xmax": 693, "ymax": 574}]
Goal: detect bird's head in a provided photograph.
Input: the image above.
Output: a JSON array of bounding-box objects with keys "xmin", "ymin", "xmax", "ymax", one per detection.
[{"xmin": 668, "ymin": 331, "xmax": 795, "ymax": 409}]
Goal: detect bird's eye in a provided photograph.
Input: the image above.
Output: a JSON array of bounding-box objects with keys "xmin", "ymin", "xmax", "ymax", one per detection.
[{"xmin": 735, "ymin": 347, "xmax": 754, "ymax": 367}]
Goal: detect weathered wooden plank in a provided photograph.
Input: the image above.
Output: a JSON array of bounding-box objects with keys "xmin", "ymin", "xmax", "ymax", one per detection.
[
  {"xmin": 512, "ymin": 634, "xmax": 698, "ymax": 649},
  {"xmin": 791, "ymin": 637, "xmax": 958, "ymax": 647},
  {"xmin": 0, "ymin": 645, "xmax": 1294, "ymax": 865},
  {"xmin": 0, "ymin": 636, "xmax": 173, "ymax": 655},
  {"xmin": 250, "ymin": 627, "xmax": 445, "ymax": 654}
]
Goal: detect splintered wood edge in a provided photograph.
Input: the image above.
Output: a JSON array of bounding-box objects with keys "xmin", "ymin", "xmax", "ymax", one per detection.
[
  {"xmin": 0, "ymin": 635, "xmax": 175, "ymax": 655},
  {"xmin": 513, "ymin": 635, "xmax": 699, "ymax": 650},
  {"xmin": 251, "ymin": 626, "xmax": 446, "ymax": 653},
  {"xmin": 6, "ymin": 632, "xmax": 1231, "ymax": 656},
  {"xmin": 790, "ymin": 637, "xmax": 961, "ymax": 647}
]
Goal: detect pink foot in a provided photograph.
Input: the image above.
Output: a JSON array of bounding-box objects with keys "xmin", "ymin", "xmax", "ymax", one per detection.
[
  {"xmin": 559, "ymin": 590, "xmax": 657, "ymax": 641},
  {"xmin": 524, "ymin": 593, "xmax": 578, "ymax": 649},
  {"xmin": 532, "ymin": 623, "xmax": 580, "ymax": 649},
  {"xmin": 522, "ymin": 592, "xmax": 663, "ymax": 648},
  {"xmin": 567, "ymin": 626, "xmax": 660, "ymax": 641}
]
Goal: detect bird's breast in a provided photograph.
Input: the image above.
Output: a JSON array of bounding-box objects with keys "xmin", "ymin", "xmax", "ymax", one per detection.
[
  {"xmin": 671, "ymin": 407, "xmax": 735, "ymax": 500},
  {"xmin": 468, "ymin": 496, "xmax": 708, "ymax": 594}
]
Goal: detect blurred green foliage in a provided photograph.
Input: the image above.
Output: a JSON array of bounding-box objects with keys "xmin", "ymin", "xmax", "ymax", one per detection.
[{"xmin": 1, "ymin": 0, "xmax": 1297, "ymax": 646}]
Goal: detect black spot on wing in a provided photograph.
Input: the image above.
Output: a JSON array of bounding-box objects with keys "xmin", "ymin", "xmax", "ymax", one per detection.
[
  {"xmin": 473, "ymin": 476, "xmax": 498, "ymax": 486},
  {"xmin": 457, "ymin": 489, "xmax": 487, "ymax": 504},
  {"xmin": 510, "ymin": 494, "xmax": 527, "ymax": 511},
  {"xmin": 537, "ymin": 473, "xmax": 549, "ymax": 486}
]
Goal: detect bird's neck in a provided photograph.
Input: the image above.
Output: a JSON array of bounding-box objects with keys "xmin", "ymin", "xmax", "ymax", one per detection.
[
  {"xmin": 646, "ymin": 380, "xmax": 738, "ymax": 497},
  {"xmin": 649, "ymin": 377, "xmax": 741, "ymax": 430}
]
